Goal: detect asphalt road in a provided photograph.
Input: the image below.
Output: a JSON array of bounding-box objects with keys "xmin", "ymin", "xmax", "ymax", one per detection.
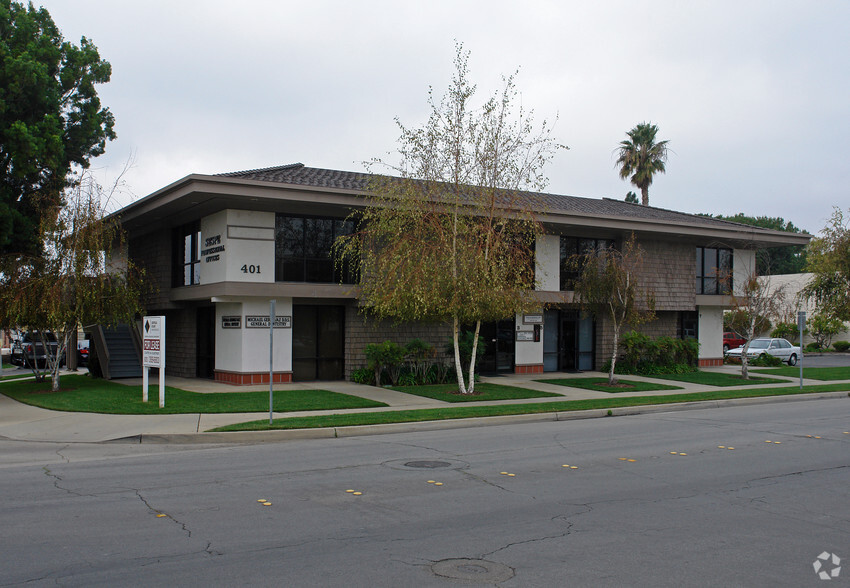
[{"xmin": 2, "ymin": 398, "xmax": 848, "ymax": 587}]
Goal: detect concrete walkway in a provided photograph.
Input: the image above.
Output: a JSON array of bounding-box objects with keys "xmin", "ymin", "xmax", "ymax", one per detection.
[{"xmin": 0, "ymin": 366, "xmax": 847, "ymax": 444}]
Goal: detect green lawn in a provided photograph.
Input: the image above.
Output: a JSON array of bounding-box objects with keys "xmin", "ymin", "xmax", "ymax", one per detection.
[
  {"xmin": 647, "ymin": 371, "xmax": 787, "ymax": 387},
  {"xmin": 1, "ymin": 372, "xmax": 35, "ymax": 382},
  {"xmin": 211, "ymin": 383, "xmax": 850, "ymax": 431},
  {"xmin": 752, "ymin": 366, "xmax": 850, "ymax": 381},
  {"xmin": 0, "ymin": 374, "xmax": 386, "ymax": 414},
  {"xmin": 390, "ymin": 383, "xmax": 562, "ymax": 402},
  {"xmin": 536, "ymin": 377, "xmax": 682, "ymax": 393}
]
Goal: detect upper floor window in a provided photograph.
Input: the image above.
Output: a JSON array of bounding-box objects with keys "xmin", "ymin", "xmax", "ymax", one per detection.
[
  {"xmin": 559, "ymin": 236, "xmax": 615, "ymax": 290},
  {"xmin": 275, "ymin": 215, "xmax": 356, "ymax": 283},
  {"xmin": 173, "ymin": 223, "xmax": 201, "ymax": 287},
  {"xmin": 696, "ymin": 247, "xmax": 732, "ymax": 294}
]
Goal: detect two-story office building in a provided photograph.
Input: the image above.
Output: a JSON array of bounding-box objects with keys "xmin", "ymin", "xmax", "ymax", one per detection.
[{"xmin": 113, "ymin": 163, "xmax": 810, "ymax": 384}]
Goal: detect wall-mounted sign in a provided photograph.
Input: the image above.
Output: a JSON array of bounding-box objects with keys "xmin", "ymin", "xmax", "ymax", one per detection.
[
  {"xmin": 201, "ymin": 234, "xmax": 224, "ymax": 263},
  {"xmin": 523, "ymin": 314, "xmax": 543, "ymax": 324},
  {"xmin": 516, "ymin": 330, "xmax": 535, "ymax": 342},
  {"xmin": 221, "ymin": 316, "xmax": 241, "ymax": 328},
  {"xmin": 246, "ymin": 315, "xmax": 291, "ymax": 329}
]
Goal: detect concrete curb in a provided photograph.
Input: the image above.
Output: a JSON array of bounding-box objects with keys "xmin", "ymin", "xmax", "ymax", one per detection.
[{"xmin": 113, "ymin": 390, "xmax": 850, "ymax": 444}]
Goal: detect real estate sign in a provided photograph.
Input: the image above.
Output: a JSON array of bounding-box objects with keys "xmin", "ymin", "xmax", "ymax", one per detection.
[{"xmin": 142, "ymin": 316, "xmax": 166, "ymax": 407}]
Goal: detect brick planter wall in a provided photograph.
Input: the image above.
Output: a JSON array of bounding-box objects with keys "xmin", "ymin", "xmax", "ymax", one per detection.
[{"xmin": 215, "ymin": 370, "xmax": 293, "ymax": 385}]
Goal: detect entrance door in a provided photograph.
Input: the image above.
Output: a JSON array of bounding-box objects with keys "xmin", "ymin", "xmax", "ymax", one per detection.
[
  {"xmin": 478, "ymin": 319, "xmax": 515, "ymax": 374},
  {"xmin": 293, "ymin": 305, "xmax": 345, "ymax": 381},
  {"xmin": 196, "ymin": 306, "xmax": 215, "ymax": 378},
  {"xmin": 559, "ymin": 315, "xmax": 578, "ymax": 371}
]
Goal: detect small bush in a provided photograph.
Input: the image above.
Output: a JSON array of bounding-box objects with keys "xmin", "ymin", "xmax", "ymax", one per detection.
[
  {"xmin": 833, "ymin": 341, "xmax": 850, "ymax": 352},
  {"xmin": 749, "ymin": 353, "xmax": 783, "ymax": 367},
  {"xmin": 805, "ymin": 342, "xmax": 823, "ymax": 353},
  {"xmin": 350, "ymin": 367, "xmax": 373, "ymax": 385},
  {"xmin": 614, "ymin": 331, "xmax": 699, "ymax": 375},
  {"xmin": 365, "ymin": 340, "xmax": 406, "ymax": 386}
]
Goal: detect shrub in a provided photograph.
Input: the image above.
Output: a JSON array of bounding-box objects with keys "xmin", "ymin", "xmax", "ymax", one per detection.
[
  {"xmin": 749, "ymin": 353, "xmax": 783, "ymax": 367},
  {"xmin": 805, "ymin": 342, "xmax": 823, "ymax": 353},
  {"xmin": 833, "ymin": 340, "xmax": 850, "ymax": 352},
  {"xmin": 770, "ymin": 322, "xmax": 799, "ymax": 342},
  {"xmin": 350, "ymin": 367, "xmax": 373, "ymax": 385},
  {"xmin": 614, "ymin": 331, "xmax": 699, "ymax": 375},
  {"xmin": 365, "ymin": 340, "xmax": 406, "ymax": 386}
]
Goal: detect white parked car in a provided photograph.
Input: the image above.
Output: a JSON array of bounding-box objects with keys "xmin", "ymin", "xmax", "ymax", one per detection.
[{"xmin": 725, "ymin": 337, "xmax": 801, "ymax": 366}]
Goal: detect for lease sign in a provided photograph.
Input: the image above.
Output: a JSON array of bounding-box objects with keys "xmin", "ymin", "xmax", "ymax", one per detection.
[{"xmin": 142, "ymin": 316, "xmax": 165, "ymax": 368}]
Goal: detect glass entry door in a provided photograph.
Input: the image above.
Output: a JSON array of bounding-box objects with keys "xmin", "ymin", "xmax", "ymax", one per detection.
[{"xmin": 293, "ymin": 305, "xmax": 345, "ymax": 381}]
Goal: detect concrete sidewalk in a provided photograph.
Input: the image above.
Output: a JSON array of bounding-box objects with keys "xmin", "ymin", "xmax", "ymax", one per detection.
[{"xmin": 0, "ymin": 366, "xmax": 847, "ymax": 444}]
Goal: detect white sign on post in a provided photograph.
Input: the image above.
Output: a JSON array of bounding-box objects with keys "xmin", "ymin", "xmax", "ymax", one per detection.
[{"xmin": 142, "ymin": 316, "xmax": 166, "ymax": 407}]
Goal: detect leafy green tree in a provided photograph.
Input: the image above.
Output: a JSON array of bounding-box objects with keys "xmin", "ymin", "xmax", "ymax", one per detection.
[
  {"xmin": 615, "ymin": 122, "xmax": 669, "ymax": 206},
  {"xmin": 624, "ymin": 191, "xmax": 638, "ymax": 204},
  {"xmin": 0, "ymin": 171, "xmax": 145, "ymax": 391},
  {"xmin": 701, "ymin": 213, "xmax": 809, "ymax": 274},
  {"xmin": 806, "ymin": 312, "xmax": 844, "ymax": 349},
  {"xmin": 725, "ymin": 272, "xmax": 786, "ymax": 379},
  {"xmin": 803, "ymin": 207, "xmax": 850, "ymax": 322},
  {"xmin": 336, "ymin": 44, "xmax": 564, "ymax": 394},
  {"xmin": 570, "ymin": 233, "xmax": 656, "ymax": 385},
  {"xmin": 0, "ymin": 1, "xmax": 115, "ymax": 256}
]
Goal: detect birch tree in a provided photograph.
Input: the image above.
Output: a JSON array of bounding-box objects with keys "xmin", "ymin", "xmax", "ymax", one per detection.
[
  {"xmin": 0, "ymin": 170, "xmax": 145, "ymax": 391},
  {"xmin": 336, "ymin": 44, "xmax": 565, "ymax": 394},
  {"xmin": 725, "ymin": 271, "xmax": 785, "ymax": 379},
  {"xmin": 570, "ymin": 233, "xmax": 656, "ymax": 385}
]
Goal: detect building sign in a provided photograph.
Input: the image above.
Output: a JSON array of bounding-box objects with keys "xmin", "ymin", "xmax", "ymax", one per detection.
[
  {"xmin": 516, "ymin": 331, "xmax": 535, "ymax": 342},
  {"xmin": 523, "ymin": 314, "xmax": 543, "ymax": 324},
  {"xmin": 142, "ymin": 316, "xmax": 165, "ymax": 368},
  {"xmin": 221, "ymin": 315, "xmax": 242, "ymax": 329},
  {"xmin": 245, "ymin": 315, "xmax": 291, "ymax": 329},
  {"xmin": 201, "ymin": 234, "xmax": 224, "ymax": 263}
]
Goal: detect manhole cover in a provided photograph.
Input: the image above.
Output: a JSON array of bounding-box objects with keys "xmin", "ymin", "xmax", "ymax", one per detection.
[
  {"xmin": 382, "ymin": 458, "xmax": 469, "ymax": 471},
  {"xmin": 431, "ymin": 558, "xmax": 515, "ymax": 582},
  {"xmin": 404, "ymin": 460, "xmax": 452, "ymax": 469}
]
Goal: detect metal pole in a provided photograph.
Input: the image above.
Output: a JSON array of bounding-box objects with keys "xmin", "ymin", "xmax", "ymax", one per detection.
[
  {"xmin": 269, "ymin": 299, "xmax": 275, "ymax": 425},
  {"xmin": 798, "ymin": 310, "xmax": 805, "ymax": 389}
]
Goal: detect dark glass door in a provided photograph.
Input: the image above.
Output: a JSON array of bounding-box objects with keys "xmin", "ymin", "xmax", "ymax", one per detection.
[
  {"xmin": 559, "ymin": 316, "xmax": 577, "ymax": 372},
  {"xmin": 478, "ymin": 319, "xmax": 515, "ymax": 374},
  {"xmin": 293, "ymin": 305, "xmax": 345, "ymax": 381},
  {"xmin": 196, "ymin": 306, "xmax": 215, "ymax": 378}
]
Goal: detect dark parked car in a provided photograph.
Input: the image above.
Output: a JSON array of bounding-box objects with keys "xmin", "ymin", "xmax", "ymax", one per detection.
[
  {"xmin": 722, "ymin": 332, "xmax": 747, "ymax": 353},
  {"xmin": 10, "ymin": 331, "xmax": 62, "ymax": 369}
]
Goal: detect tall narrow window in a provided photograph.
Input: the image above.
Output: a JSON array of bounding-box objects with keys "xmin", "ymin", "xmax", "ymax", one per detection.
[
  {"xmin": 696, "ymin": 247, "xmax": 732, "ymax": 294},
  {"xmin": 173, "ymin": 223, "xmax": 201, "ymax": 287}
]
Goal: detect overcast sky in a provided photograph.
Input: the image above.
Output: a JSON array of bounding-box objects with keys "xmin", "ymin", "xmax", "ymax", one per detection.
[{"xmin": 37, "ymin": 0, "xmax": 849, "ymax": 234}]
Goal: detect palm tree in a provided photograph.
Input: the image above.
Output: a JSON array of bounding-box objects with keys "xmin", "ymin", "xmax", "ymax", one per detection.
[{"xmin": 615, "ymin": 122, "xmax": 669, "ymax": 206}]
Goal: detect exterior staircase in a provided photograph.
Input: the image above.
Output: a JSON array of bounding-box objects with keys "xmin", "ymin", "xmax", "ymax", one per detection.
[{"xmin": 87, "ymin": 324, "xmax": 143, "ymax": 379}]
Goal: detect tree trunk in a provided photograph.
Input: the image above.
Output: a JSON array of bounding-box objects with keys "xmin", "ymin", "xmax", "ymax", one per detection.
[
  {"xmin": 452, "ymin": 315, "xmax": 468, "ymax": 394},
  {"xmin": 608, "ymin": 325, "xmax": 620, "ymax": 385},
  {"xmin": 466, "ymin": 321, "xmax": 481, "ymax": 395},
  {"xmin": 641, "ymin": 186, "xmax": 649, "ymax": 207}
]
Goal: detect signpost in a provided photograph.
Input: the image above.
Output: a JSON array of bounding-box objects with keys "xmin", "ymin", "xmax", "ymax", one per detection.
[
  {"xmin": 142, "ymin": 316, "xmax": 166, "ymax": 407},
  {"xmin": 269, "ymin": 300, "xmax": 275, "ymax": 425},
  {"xmin": 798, "ymin": 310, "xmax": 806, "ymax": 389}
]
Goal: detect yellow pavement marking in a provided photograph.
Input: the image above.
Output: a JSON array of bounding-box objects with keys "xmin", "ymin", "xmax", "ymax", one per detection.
[
  {"xmin": 156, "ymin": 513, "xmax": 167, "ymax": 518},
  {"xmin": 570, "ymin": 466, "xmax": 578, "ymax": 469},
  {"xmin": 263, "ymin": 502, "xmax": 272, "ymax": 506},
  {"xmin": 257, "ymin": 499, "xmax": 267, "ymax": 502},
  {"xmin": 345, "ymin": 489, "xmax": 355, "ymax": 493},
  {"xmin": 434, "ymin": 482, "xmax": 444, "ymax": 486},
  {"xmin": 352, "ymin": 492, "xmax": 362, "ymax": 496},
  {"xmin": 718, "ymin": 446, "xmax": 726, "ymax": 449},
  {"xmin": 426, "ymin": 480, "xmax": 436, "ymax": 484},
  {"xmin": 500, "ymin": 471, "xmax": 509, "ymax": 475}
]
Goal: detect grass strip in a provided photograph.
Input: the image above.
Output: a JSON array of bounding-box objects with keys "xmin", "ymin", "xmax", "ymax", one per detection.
[
  {"xmin": 1, "ymin": 373, "xmax": 36, "ymax": 382},
  {"xmin": 389, "ymin": 383, "xmax": 561, "ymax": 402},
  {"xmin": 751, "ymin": 366, "xmax": 850, "ymax": 381},
  {"xmin": 643, "ymin": 372, "xmax": 786, "ymax": 387},
  {"xmin": 0, "ymin": 374, "xmax": 386, "ymax": 414},
  {"xmin": 211, "ymin": 383, "xmax": 850, "ymax": 431},
  {"xmin": 536, "ymin": 377, "xmax": 682, "ymax": 393}
]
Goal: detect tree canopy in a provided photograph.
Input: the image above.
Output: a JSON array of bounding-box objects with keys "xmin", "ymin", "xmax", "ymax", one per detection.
[
  {"xmin": 0, "ymin": 1, "xmax": 115, "ymax": 256},
  {"xmin": 336, "ymin": 44, "xmax": 565, "ymax": 394},
  {"xmin": 803, "ymin": 207, "xmax": 850, "ymax": 322},
  {"xmin": 0, "ymin": 171, "xmax": 145, "ymax": 391},
  {"xmin": 615, "ymin": 122, "xmax": 669, "ymax": 207},
  {"xmin": 701, "ymin": 213, "xmax": 809, "ymax": 274}
]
